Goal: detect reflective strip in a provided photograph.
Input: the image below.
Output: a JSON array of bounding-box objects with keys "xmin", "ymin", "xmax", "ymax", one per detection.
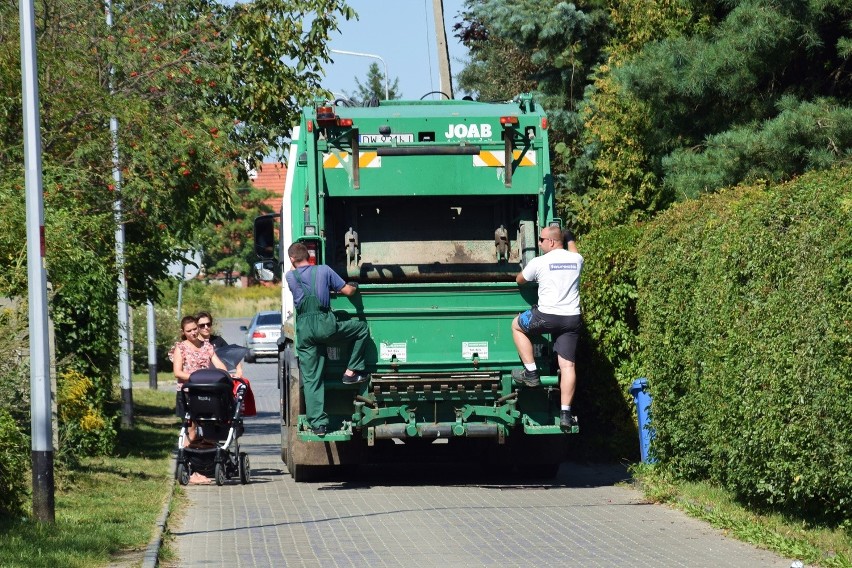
[
  {"xmin": 323, "ymin": 152, "xmax": 346, "ymax": 168},
  {"xmin": 323, "ymin": 151, "xmax": 381, "ymax": 168},
  {"xmin": 473, "ymin": 150, "xmax": 536, "ymax": 167}
]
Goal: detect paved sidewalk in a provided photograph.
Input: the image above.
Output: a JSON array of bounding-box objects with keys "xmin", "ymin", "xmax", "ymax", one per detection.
[{"xmin": 169, "ymin": 361, "xmax": 797, "ymax": 568}]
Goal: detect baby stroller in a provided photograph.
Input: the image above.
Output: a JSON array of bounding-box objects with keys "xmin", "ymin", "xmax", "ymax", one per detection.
[{"xmin": 176, "ymin": 346, "xmax": 252, "ymax": 486}]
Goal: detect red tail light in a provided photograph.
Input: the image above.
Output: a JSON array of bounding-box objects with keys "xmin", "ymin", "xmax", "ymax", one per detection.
[
  {"xmin": 541, "ymin": 117, "xmax": 548, "ymax": 130},
  {"xmin": 252, "ymin": 331, "xmax": 266, "ymax": 339},
  {"xmin": 500, "ymin": 116, "xmax": 519, "ymax": 126},
  {"xmin": 306, "ymin": 242, "xmax": 318, "ymax": 265}
]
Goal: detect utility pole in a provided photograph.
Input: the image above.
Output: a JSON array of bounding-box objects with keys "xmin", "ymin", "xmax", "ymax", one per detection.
[
  {"xmin": 20, "ymin": 0, "xmax": 55, "ymax": 523},
  {"xmin": 432, "ymin": 0, "xmax": 454, "ymax": 99},
  {"xmin": 106, "ymin": 0, "xmax": 134, "ymax": 427}
]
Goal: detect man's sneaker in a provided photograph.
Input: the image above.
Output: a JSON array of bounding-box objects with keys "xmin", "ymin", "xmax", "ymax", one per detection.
[
  {"xmin": 311, "ymin": 425, "xmax": 327, "ymax": 436},
  {"xmin": 342, "ymin": 372, "xmax": 369, "ymax": 385},
  {"xmin": 560, "ymin": 410, "xmax": 577, "ymax": 430},
  {"xmin": 511, "ymin": 368, "xmax": 541, "ymax": 387}
]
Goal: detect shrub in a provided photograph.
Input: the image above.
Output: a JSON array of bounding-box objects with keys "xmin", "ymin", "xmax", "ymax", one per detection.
[
  {"xmin": 637, "ymin": 166, "xmax": 852, "ymax": 523},
  {"xmin": 0, "ymin": 407, "xmax": 29, "ymax": 516},
  {"xmin": 571, "ymin": 224, "xmax": 644, "ymax": 460},
  {"xmin": 57, "ymin": 370, "xmax": 117, "ymax": 458},
  {"xmin": 0, "ymin": 301, "xmax": 30, "ymax": 427}
]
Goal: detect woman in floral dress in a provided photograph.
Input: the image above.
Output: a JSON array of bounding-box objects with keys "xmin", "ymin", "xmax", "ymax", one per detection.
[{"xmin": 172, "ymin": 315, "xmax": 229, "ymax": 440}]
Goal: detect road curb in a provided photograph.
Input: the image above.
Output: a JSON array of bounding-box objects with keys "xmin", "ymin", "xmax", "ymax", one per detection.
[{"xmin": 142, "ymin": 453, "xmax": 177, "ymax": 568}]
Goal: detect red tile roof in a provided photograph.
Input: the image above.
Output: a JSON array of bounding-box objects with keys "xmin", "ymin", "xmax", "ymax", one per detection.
[{"xmin": 250, "ymin": 162, "xmax": 287, "ymax": 211}]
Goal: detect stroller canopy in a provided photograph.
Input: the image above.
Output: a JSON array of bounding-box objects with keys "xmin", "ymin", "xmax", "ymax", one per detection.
[{"xmin": 215, "ymin": 344, "xmax": 249, "ymax": 374}]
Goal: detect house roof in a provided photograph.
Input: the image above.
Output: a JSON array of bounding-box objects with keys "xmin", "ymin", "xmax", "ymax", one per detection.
[{"xmin": 250, "ymin": 162, "xmax": 286, "ymax": 211}]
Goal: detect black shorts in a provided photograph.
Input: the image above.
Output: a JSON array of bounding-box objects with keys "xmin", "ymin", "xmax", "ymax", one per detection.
[{"xmin": 517, "ymin": 308, "xmax": 582, "ymax": 362}]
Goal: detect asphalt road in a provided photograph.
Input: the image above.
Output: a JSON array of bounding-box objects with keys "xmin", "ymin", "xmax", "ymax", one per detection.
[{"xmin": 167, "ymin": 317, "xmax": 797, "ymax": 567}]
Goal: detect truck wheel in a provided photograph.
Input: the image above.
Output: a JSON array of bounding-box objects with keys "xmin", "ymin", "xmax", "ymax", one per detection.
[
  {"xmin": 280, "ymin": 419, "xmax": 289, "ymax": 464},
  {"xmin": 279, "ymin": 344, "xmax": 293, "ymax": 463},
  {"xmin": 285, "ymin": 428, "xmax": 301, "ymax": 479},
  {"xmin": 290, "ymin": 462, "xmax": 306, "ymax": 482},
  {"xmin": 290, "ymin": 463, "xmax": 321, "ymax": 482},
  {"xmin": 280, "ymin": 415, "xmax": 289, "ymax": 464}
]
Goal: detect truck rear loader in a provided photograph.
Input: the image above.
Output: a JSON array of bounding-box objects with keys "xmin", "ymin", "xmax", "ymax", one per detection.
[{"xmin": 254, "ymin": 95, "xmax": 577, "ymax": 481}]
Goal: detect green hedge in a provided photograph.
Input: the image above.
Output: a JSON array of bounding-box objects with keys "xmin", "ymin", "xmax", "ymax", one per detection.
[
  {"xmin": 637, "ymin": 166, "xmax": 852, "ymax": 522},
  {"xmin": 572, "ymin": 224, "xmax": 644, "ymax": 460}
]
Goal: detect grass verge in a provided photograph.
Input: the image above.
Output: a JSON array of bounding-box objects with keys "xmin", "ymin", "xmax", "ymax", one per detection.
[
  {"xmin": 633, "ymin": 464, "xmax": 852, "ymax": 568},
  {"xmin": 0, "ymin": 381, "xmax": 177, "ymax": 568},
  {"xmin": 207, "ymin": 284, "xmax": 280, "ymax": 318}
]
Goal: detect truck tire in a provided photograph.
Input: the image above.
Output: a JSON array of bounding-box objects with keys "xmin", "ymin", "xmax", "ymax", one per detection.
[
  {"xmin": 279, "ymin": 345, "xmax": 293, "ymax": 464},
  {"xmin": 284, "ymin": 371, "xmax": 304, "ymax": 479},
  {"xmin": 281, "ymin": 344, "xmax": 360, "ymax": 481}
]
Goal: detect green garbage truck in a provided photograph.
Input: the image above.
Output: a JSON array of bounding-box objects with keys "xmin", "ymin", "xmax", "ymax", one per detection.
[{"xmin": 253, "ymin": 95, "xmax": 577, "ymax": 481}]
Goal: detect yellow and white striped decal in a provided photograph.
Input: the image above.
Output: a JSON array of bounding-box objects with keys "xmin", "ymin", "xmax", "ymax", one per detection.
[
  {"xmin": 322, "ymin": 151, "xmax": 381, "ymax": 168},
  {"xmin": 473, "ymin": 150, "xmax": 536, "ymax": 167}
]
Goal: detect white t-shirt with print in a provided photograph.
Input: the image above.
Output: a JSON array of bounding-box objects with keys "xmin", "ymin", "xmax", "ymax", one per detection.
[{"xmin": 521, "ymin": 248, "xmax": 583, "ymax": 316}]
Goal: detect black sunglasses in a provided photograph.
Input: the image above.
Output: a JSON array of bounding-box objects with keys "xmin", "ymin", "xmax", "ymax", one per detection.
[{"xmin": 198, "ymin": 322, "xmax": 212, "ymax": 328}]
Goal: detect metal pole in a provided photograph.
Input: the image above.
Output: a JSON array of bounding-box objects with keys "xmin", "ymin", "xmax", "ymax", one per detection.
[
  {"xmin": 176, "ymin": 264, "xmax": 185, "ymax": 321},
  {"xmin": 330, "ymin": 49, "xmax": 389, "ymax": 100},
  {"xmin": 107, "ymin": 0, "xmax": 133, "ymax": 427},
  {"xmin": 432, "ymin": 0, "xmax": 454, "ymax": 99},
  {"xmin": 20, "ymin": 0, "xmax": 55, "ymax": 523},
  {"xmin": 146, "ymin": 299, "xmax": 157, "ymax": 389}
]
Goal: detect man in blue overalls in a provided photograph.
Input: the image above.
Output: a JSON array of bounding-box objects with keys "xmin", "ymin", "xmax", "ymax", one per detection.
[{"xmin": 285, "ymin": 242, "xmax": 370, "ymax": 436}]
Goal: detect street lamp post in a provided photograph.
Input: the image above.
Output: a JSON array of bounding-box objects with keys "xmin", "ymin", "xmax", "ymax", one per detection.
[
  {"xmin": 20, "ymin": 0, "xmax": 55, "ymax": 523},
  {"xmin": 106, "ymin": 0, "xmax": 134, "ymax": 428},
  {"xmin": 330, "ymin": 49, "xmax": 389, "ymax": 100}
]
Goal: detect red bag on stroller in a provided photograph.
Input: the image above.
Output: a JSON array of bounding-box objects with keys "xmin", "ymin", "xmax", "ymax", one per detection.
[{"xmin": 232, "ymin": 377, "xmax": 256, "ymax": 417}]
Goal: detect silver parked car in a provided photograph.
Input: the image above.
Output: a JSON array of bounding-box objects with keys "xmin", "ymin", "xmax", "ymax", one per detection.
[{"xmin": 241, "ymin": 310, "xmax": 282, "ymax": 363}]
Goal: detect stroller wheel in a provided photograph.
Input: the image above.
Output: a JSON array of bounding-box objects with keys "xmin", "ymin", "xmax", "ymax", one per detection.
[
  {"xmin": 176, "ymin": 463, "xmax": 190, "ymax": 486},
  {"xmin": 239, "ymin": 453, "xmax": 251, "ymax": 485},
  {"xmin": 214, "ymin": 463, "xmax": 226, "ymax": 486}
]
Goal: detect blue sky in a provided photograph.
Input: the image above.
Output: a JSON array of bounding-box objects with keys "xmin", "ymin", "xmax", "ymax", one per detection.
[{"xmin": 322, "ymin": 0, "xmax": 470, "ymax": 100}]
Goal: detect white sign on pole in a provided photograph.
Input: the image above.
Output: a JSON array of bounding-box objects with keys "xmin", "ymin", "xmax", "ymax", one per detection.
[{"xmin": 167, "ymin": 250, "xmax": 202, "ymax": 281}]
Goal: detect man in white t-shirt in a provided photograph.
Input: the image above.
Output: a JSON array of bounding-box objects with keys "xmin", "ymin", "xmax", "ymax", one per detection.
[{"xmin": 511, "ymin": 225, "xmax": 583, "ymax": 429}]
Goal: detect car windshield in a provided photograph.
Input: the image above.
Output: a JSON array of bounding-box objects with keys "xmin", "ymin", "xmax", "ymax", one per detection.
[{"xmin": 256, "ymin": 313, "xmax": 281, "ymax": 326}]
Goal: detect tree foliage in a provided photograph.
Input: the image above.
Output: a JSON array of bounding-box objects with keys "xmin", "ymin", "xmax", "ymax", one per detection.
[
  {"xmin": 454, "ymin": 0, "xmax": 852, "ymax": 234},
  {"xmin": 196, "ymin": 180, "xmax": 276, "ymax": 282},
  {"xmin": 0, "ymin": 0, "xmax": 354, "ymax": 380},
  {"xmin": 342, "ymin": 62, "xmax": 400, "ymax": 105}
]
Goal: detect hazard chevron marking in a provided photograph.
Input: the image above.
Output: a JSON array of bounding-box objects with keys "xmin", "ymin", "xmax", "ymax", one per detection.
[
  {"xmin": 323, "ymin": 152, "xmax": 381, "ymax": 168},
  {"xmin": 472, "ymin": 150, "xmax": 536, "ymax": 167}
]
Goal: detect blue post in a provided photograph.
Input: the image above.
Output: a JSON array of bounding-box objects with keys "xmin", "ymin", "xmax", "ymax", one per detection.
[{"xmin": 630, "ymin": 378, "xmax": 655, "ymax": 463}]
